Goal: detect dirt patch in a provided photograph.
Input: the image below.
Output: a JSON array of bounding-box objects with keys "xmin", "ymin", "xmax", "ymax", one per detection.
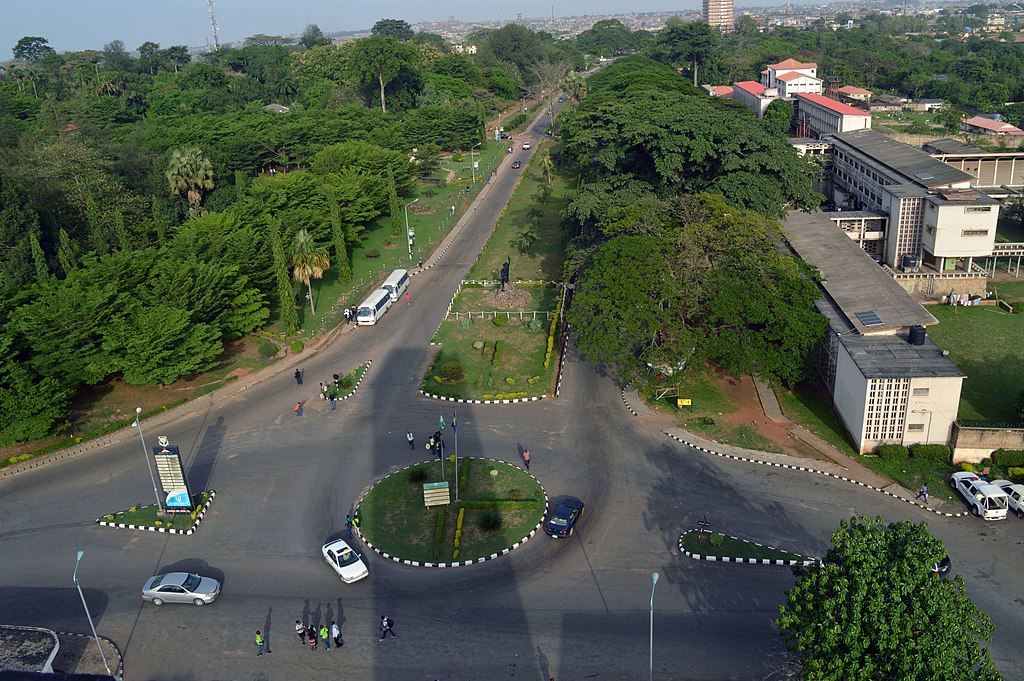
[
  {"xmin": 480, "ymin": 285, "xmax": 533, "ymax": 310},
  {"xmin": 410, "ymin": 204, "xmax": 436, "ymax": 215},
  {"xmin": 715, "ymin": 374, "xmax": 827, "ymax": 460}
]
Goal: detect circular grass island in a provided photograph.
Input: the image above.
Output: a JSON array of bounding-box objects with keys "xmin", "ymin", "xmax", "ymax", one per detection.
[{"xmin": 358, "ymin": 457, "xmax": 547, "ymax": 566}]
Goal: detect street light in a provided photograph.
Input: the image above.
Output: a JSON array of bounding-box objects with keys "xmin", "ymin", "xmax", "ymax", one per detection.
[
  {"xmin": 73, "ymin": 551, "xmax": 115, "ymax": 679},
  {"xmin": 649, "ymin": 571, "xmax": 660, "ymax": 681},
  {"xmin": 470, "ymin": 143, "xmax": 481, "ymax": 184},
  {"xmin": 132, "ymin": 407, "xmax": 162, "ymax": 512},
  {"xmin": 404, "ymin": 198, "xmax": 419, "ymax": 261}
]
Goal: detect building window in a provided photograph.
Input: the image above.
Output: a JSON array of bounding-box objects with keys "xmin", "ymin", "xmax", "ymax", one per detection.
[
  {"xmin": 907, "ymin": 423, "xmax": 925, "ymax": 432},
  {"xmin": 912, "ymin": 387, "xmax": 929, "ymax": 396},
  {"xmin": 965, "ymin": 206, "xmax": 992, "ymax": 213},
  {"xmin": 962, "ymin": 229, "xmax": 989, "ymax": 237}
]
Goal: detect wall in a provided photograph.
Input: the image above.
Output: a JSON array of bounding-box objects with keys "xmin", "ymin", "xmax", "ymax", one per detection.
[
  {"xmin": 925, "ymin": 201, "xmax": 998, "ymax": 259},
  {"xmin": 890, "ymin": 272, "xmax": 987, "ymax": 298},
  {"xmin": 832, "ymin": 342, "xmax": 869, "ymax": 453},
  {"xmin": 901, "ymin": 376, "xmax": 963, "ymax": 447},
  {"xmin": 951, "ymin": 423, "xmax": 1024, "ymax": 463}
]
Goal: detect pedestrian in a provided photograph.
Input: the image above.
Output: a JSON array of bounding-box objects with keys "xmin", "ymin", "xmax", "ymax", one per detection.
[
  {"xmin": 294, "ymin": 401, "xmax": 303, "ymax": 417},
  {"xmin": 523, "ymin": 448, "xmax": 531, "ymax": 471},
  {"xmin": 329, "ymin": 393, "xmax": 336, "ymax": 411},
  {"xmin": 294, "ymin": 368, "xmax": 302, "ymax": 385},
  {"xmin": 406, "ymin": 292, "xmax": 411, "ymax": 307},
  {"xmin": 320, "ymin": 623, "xmax": 330, "ymax": 650},
  {"xmin": 916, "ymin": 483, "xmax": 929, "ymax": 504},
  {"xmin": 407, "ymin": 431, "xmax": 415, "ymax": 450},
  {"xmin": 428, "ymin": 435, "xmax": 435, "ymax": 452},
  {"xmin": 255, "ymin": 630, "xmax": 266, "ymax": 656},
  {"xmin": 332, "ymin": 621, "xmax": 343, "ymax": 647},
  {"xmin": 319, "ymin": 382, "xmax": 326, "ymax": 400},
  {"xmin": 345, "ymin": 514, "xmax": 353, "ymax": 530},
  {"xmin": 379, "ymin": 615, "xmax": 396, "ymax": 640},
  {"xmin": 352, "ymin": 515, "xmax": 361, "ymax": 530},
  {"xmin": 308, "ymin": 625, "xmax": 318, "ymax": 651},
  {"xmin": 295, "ymin": 620, "xmax": 306, "ymax": 645},
  {"xmin": 343, "ymin": 307, "xmax": 351, "ymax": 324}
]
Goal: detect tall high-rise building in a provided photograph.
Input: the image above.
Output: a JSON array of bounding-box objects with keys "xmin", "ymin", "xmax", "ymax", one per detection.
[{"xmin": 703, "ymin": 0, "xmax": 734, "ymax": 32}]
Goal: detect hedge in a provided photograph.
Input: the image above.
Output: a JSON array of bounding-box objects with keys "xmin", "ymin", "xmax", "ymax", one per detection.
[
  {"xmin": 1008, "ymin": 466, "xmax": 1024, "ymax": 481},
  {"xmin": 876, "ymin": 444, "xmax": 908, "ymax": 460},
  {"xmin": 491, "ymin": 340, "xmax": 505, "ymax": 367},
  {"xmin": 992, "ymin": 449, "xmax": 1024, "ymax": 467},
  {"xmin": 910, "ymin": 444, "xmax": 951, "ymax": 463}
]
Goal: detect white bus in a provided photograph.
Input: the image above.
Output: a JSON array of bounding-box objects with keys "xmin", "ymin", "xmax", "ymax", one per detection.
[
  {"xmin": 380, "ymin": 269, "xmax": 410, "ymax": 301},
  {"xmin": 357, "ymin": 289, "xmax": 393, "ymax": 326}
]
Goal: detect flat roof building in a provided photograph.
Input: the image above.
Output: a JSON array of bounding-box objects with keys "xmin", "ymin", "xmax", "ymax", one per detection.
[{"xmin": 703, "ymin": 0, "xmax": 734, "ymax": 32}]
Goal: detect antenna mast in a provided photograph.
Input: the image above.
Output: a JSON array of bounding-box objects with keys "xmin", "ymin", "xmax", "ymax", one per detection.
[{"xmin": 208, "ymin": 0, "xmax": 221, "ymax": 49}]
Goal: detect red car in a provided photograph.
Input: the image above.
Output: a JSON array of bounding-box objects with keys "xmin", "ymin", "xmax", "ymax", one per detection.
[{"xmin": 511, "ymin": 160, "xmax": 521, "ymax": 169}]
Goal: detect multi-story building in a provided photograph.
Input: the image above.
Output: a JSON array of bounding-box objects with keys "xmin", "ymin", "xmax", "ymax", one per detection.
[
  {"xmin": 825, "ymin": 129, "xmax": 999, "ymax": 276},
  {"xmin": 795, "ymin": 93, "xmax": 872, "ymax": 137},
  {"xmin": 731, "ymin": 81, "xmax": 776, "ymax": 118},
  {"xmin": 760, "ymin": 58, "xmax": 821, "ymax": 97},
  {"xmin": 703, "ymin": 0, "xmax": 734, "ymax": 32}
]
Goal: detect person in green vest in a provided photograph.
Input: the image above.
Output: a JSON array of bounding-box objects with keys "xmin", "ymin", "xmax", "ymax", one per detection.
[
  {"xmin": 319, "ymin": 623, "xmax": 331, "ymax": 650},
  {"xmin": 255, "ymin": 630, "xmax": 267, "ymax": 656}
]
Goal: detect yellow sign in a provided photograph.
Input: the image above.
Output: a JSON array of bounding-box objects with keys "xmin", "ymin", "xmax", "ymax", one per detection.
[{"xmin": 677, "ymin": 398, "xmax": 692, "ymax": 407}]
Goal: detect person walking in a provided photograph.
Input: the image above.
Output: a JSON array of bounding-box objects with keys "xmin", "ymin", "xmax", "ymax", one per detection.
[
  {"xmin": 345, "ymin": 514, "xmax": 353, "ymax": 530},
  {"xmin": 379, "ymin": 615, "xmax": 396, "ymax": 640},
  {"xmin": 319, "ymin": 382, "xmax": 326, "ymax": 400},
  {"xmin": 405, "ymin": 292, "xmax": 411, "ymax": 307},
  {"xmin": 329, "ymin": 393, "xmax": 336, "ymax": 411},
  {"xmin": 916, "ymin": 483, "xmax": 929, "ymax": 504},
  {"xmin": 522, "ymin": 449, "xmax": 531, "ymax": 471},
  {"xmin": 320, "ymin": 623, "xmax": 330, "ymax": 650},
  {"xmin": 307, "ymin": 625, "xmax": 318, "ymax": 651},
  {"xmin": 295, "ymin": 620, "xmax": 306, "ymax": 646},
  {"xmin": 255, "ymin": 630, "xmax": 266, "ymax": 656},
  {"xmin": 352, "ymin": 515, "xmax": 361, "ymax": 531},
  {"xmin": 332, "ymin": 621, "xmax": 343, "ymax": 647},
  {"xmin": 343, "ymin": 307, "xmax": 351, "ymax": 324},
  {"xmin": 407, "ymin": 431, "xmax": 415, "ymax": 449},
  {"xmin": 294, "ymin": 401, "xmax": 303, "ymax": 417},
  {"xmin": 294, "ymin": 368, "xmax": 303, "ymax": 385}
]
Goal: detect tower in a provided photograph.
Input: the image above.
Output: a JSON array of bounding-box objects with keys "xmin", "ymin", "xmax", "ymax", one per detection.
[
  {"xmin": 703, "ymin": 0, "xmax": 734, "ymax": 32},
  {"xmin": 208, "ymin": 0, "xmax": 221, "ymax": 50}
]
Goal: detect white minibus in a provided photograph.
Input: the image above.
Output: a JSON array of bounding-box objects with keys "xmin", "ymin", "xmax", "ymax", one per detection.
[
  {"xmin": 380, "ymin": 269, "xmax": 410, "ymax": 301},
  {"xmin": 357, "ymin": 289, "xmax": 393, "ymax": 326}
]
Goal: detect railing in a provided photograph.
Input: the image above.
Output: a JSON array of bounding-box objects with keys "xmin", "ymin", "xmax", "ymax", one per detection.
[
  {"xmin": 992, "ymin": 242, "xmax": 1024, "ymax": 257},
  {"xmin": 884, "ymin": 265, "xmax": 986, "ymax": 280},
  {"xmin": 955, "ymin": 419, "xmax": 1024, "ymax": 430},
  {"xmin": 447, "ymin": 310, "xmax": 556, "ymax": 321}
]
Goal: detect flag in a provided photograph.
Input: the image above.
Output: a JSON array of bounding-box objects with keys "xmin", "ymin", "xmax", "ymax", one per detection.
[
  {"xmin": 452, "ymin": 412, "xmax": 457, "ymax": 433},
  {"xmin": 439, "ymin": 413, "xmax": 445, "ymax": 431}
]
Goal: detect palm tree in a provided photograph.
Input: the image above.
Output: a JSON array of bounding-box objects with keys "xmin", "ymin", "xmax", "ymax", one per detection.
[
  {"xmin": 563, "ymin": 71, "xmax": 587, "ymax": 107},
  {"xmin": 539, "ymin": 151, "xmax": 554, "ymax": 187},
  {"xmin": 512, "ymin": 229, "xmax": 539, "ymax": 254},
  {"xmin": 166, "ymin": 146, "xmax": 215, "ymax": 216},
  {"xmin": 291, "ymin": 228, "xmax": 331, "ymax": 316}
]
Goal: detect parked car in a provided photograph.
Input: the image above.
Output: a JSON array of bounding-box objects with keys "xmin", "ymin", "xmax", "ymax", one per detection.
[
  {"xmin": 544, "ymin": 499, "xmax": 584, "ymax": 538},
  {"xmin": 990, "ymin": 479, "xmax": 1024, "ymax": 518},
  {"xmin": 499, "ymin": 133, "xmax": 512, "ymax": 140},
  {"xmin": 511, "ymin": 160, "xmax": 521, "ymax": 169},
  {"xmin": 141, "ymin": 572, "xmax": 221, "ymax": 606},
  {"xmin": 931, "ymin": 555, "xmax": 952, "ymax": 577},
  {"xmin": 522, "ymin": 142, "xmax": 531, "ymax": 150},
  {"xmin": 321, "ymin": 539, "xmax": 369, "ymax": 583},
  {"xmin": 949, "ymin": 471, "xmax": 1009, "ymax": 520}
]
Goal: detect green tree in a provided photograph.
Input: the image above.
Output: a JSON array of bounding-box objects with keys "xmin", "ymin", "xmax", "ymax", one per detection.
[
  {"xmin": 935, "ymin": 105, "xmax": 965, "ymax": 133},
  {"xmin": 0, "ymin": 365, "xmax": 73, "ymax": 445},
  {"xmin": 733, "ymin": 14, "xmax": 759, "ymax": 36},
  {"xmin": 12, "ymin": 36, "xmax": 55, "ymax": 62},
  {"xmin": 576, "ymin": 19, "xmax": 639, "ymax": 57},
  {"xmin": 778, "ymin": 516, "xmax": 1001, "ymax": 681},
  {"xmin": 539, "ymin": 151, "xmax": 555, "ymax": 186},
  {"xmin": 512, "ymin": 229, "xmax": 539, "ymax": 254},
  {"xmin": 290, "ymin": 228, "xmax": 330, "ymax": 316},
  {"xmin": 166, "ymin": 146, "xmax": 215, "ymax": 216},
  {"xmin": 348, "ymin": 35, "xmax": 418, "ymax": 113},
  {"xmin": 763, "ymin": 98, "xmax": 794, "ymax": 136},
  {"xmin": 270, "ymin": 221, "xmax": 299, "ymax": 333},
  {"xmin": 300, "ymin": 24, "xmax": 332, "ymax": 49},
  {"xmin": 371, "ymin": 19, "xmax": 415, "ymax": 42},
  {"xmin": 562, "ymin": 70, "xmax": 588, "ymax": 108},
  {"xmin": 103, "ymin": 304, "xmax": 222, "ymax": 385},
  {"xmin": 651, "ymin": 19, "xmax": 718, "ymax": 86}
]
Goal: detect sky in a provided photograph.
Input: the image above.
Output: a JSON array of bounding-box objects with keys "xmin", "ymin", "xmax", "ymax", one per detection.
[{"xmin": 3, "ymin": 0, "xmax": 706, "ymax": 55}]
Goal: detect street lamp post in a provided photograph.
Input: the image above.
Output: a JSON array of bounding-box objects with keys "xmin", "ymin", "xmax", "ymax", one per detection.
[
  {"xmin": 132, "ymin": 407, "xmax": 162, "ymax": 512},
  {"xmin": 470, "ymin": 143, "xmax": 481, "ymax": 184},
  {"xmin": 404, "ymin": 198, "xmax": 419, "ymax": 261},
  {"xmin": 649, "ymin": 571, "xmax": 660, "ymax": 681},
  {"xmin": 73, "ymin": 551, "xmax": 115, "ymax": 679}
]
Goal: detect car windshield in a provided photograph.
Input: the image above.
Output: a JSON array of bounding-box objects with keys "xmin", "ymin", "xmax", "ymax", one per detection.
[
  {"xmin": 336, "ymin": 549, "xmax": 360, "ymax": 566},
  {"xmin": 357, "ymin": 308, "xmax": 372, "ymax": 318},
  {"xmin": 149, "ymin": 574, "xmax": 166, "ymax": 587},
  {"xmin": 182, "ymin": 574, "xmax": 201, "ymax": 591},
  {"xmin": 550, "ymin": 517, "xmax": 568, "ymax": 526}
]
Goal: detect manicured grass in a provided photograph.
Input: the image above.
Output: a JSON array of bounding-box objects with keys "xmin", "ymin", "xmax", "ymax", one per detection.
[
  {"xmin": 853, "ymin": 454, "xmax": 958, "ymax": 503},
  {"xmin": 425, "ymin": 319, "xmax": 554, "ymax": 399},
  {"xmin": 680, "ymin": 530, "xmax": 810, "ymax": 562},
  {"xmin": 988, "ymin": 280, "xmax": 1024, "ymax": 302},
  {"xmin": 450, "ymin": 284, "xmax": 560, "ymax": 316},
  {"xmin": 330, "ymin": 363, "xmax": 368, "ymax": 400},
  {"xmin": 775, "ymin": 382, "xmax": 859, "ymax": 456},
  {"xmin": 102, "ymin": 492, "xmax": 213, "ymax": 531},
  {"xmin": 359, "ymin": 458, "xmax": 545, "ymax": 563},
  {"xmin": 925, "ymin": 304, "xmax": 1024, "ymax": 423}
]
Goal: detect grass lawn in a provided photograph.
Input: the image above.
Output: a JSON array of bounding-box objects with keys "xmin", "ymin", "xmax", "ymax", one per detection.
[
  {"xmin": 451, "ymin": 284, "xmax": 560, "ymax": 316},
  {"xmin": 775, "ymin": 381, "xmax": 859, "ymax": 456},
  {"xmin": 425, "ymin": 318, "xmax": 554, "ymax": 399},
  {"xmin": 854, "ymin": 453, "xmax": 959, "ymax": 502},
  {"xmin": 102, "ymin": 492, "xmax": 213, "ymax": 532},
  {"xmin": 996, "ymin": 217, "xmax": 1024, "ymax": 244},
  {"xmin": 925, "ymin": 304, "xmax": 1024, "ymax": 423},
  {"xmin": 680, "ymin": 530, "xmax": 810, "ymax": 562},
  {"xmin": 359, "ymin": 458, "xmax": 545, "ymax": 563},
  {"xmin": 988, "ymin": 280, "xmax": 1024, "ymax": 302}
]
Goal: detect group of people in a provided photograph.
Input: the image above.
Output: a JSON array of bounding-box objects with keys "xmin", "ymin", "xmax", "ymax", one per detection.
[
  {"xmin": 343, "ymin": 306, "xmax": 359, "ymax": 324},
  {"xmin": 292, "ymin": 368, "xmax": 350, "ymax": 415},
  {"xmin": 294, "ymin": 620, "xmax": 343, "ymax": 651}
]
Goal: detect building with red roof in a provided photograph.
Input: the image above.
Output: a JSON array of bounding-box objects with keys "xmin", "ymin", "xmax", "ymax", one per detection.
[
  {"xmin": 795, "ymin": 92, "xmax": 872, "ymax": 137},
  {"xmin": 961, "ymin": 116, "xmax": 1024, "ymax": 137},
  {"xmin": 760, "ymin": 58, "xmax": 821, "ymax": 98}
]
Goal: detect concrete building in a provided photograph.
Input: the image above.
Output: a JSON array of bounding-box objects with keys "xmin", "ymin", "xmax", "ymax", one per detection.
[
  {"xmin": 702, "ymin": 85, "xmax": 734, "ymax": 98},
  {"xmin": 961, "ymin": 115, "xmax": 1024, "ymax": 137},
  {"xmin": 923, "ymin": 138, "xmax": 1024, "ymax": 196},
  {"xmin": 835, "ymin": 85, "xmax": 872, "ymax": 102},
  {"xmin": 703, "ymin": 0, "xmax": 734, "ymax": 32},
  {"xmin": 760, "ymin": 58, "xmax": 821, "ymax": 97},
  {"xmin": 731, "ymin": 81, "xmax": 776, "ymax": 118},
  {"xmin": 784, "ymin": 210, "xmax": 964, "ymax": 454},
  {"xmin": 825, "ymin": 129, "xmax": 999, "ymax": 277},
  {"xmin": 795, "ymin": 92, "xmax": 872, "ymax": 137}
]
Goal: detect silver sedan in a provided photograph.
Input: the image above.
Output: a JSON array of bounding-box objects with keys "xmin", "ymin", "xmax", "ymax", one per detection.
[{"xmin": 141, "ymin": 572, "xmax": 221, "ymax": 606}]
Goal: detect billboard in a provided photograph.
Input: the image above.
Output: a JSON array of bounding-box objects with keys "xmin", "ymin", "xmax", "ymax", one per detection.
[{"xmin": 152, "ymin": 438, "xmax": 194, "ymax": 514}]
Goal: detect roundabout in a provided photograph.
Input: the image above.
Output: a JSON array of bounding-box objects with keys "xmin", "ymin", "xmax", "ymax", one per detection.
[{"xmin": 356, "ymin": 457, "xmax": 548, "ymax": 567}]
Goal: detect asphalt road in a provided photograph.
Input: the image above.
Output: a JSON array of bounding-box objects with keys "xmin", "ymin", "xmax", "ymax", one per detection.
[{"xmin": 2, "ymin": 105, "xmax": 1024, "ymax": 681}]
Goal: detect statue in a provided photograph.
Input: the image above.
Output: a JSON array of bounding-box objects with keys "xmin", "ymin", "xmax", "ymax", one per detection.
[{"xmin": 500, "ymin": 257, "xmax": 511, "ymax": 291}]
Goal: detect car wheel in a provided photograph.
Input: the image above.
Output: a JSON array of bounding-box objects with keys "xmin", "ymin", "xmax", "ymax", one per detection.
[
  {"xmin": 151, "ymin": 598, "xmax": 163, "ymax": 606},
  {"xmin": 1016, "ymin": 508, "xmax": 1024, "ymax": 519},
  {"xmin": 193, "ymin": 598, "xmax": 205, "ymax": 606},
  {"xmin": 972, "ymin": 506, "xmax": 981, "ymax": 517}
]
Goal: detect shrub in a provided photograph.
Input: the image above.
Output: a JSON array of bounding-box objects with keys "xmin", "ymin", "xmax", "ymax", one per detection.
[
  {"xmin": 460, "ymin": 318, "xmax": 471, "ymax": 327},
  {"xmin": 493, "ymin": 315, "xmax": 509, "ymax": 327},
  {"xmin": 479, "ymin": 511, "xmax": 502, "ymax": 532},
  {"xmin": 290, "ymin": 340, "xmax": 304, "ymax": 354},
  {"xmin": 383, "ymin": 237, "xmax": 393, "ymax": 246},
  {"xmin": 1008, "ymin": 466, "xmax": 1024, "ymax": 481},
  {"xmin": 452, "ymin": 151, "xmax": 464, "ymax": 162},
  {"xmin": 709, "ymin": 532, "xmax": 726, "ymax": 548},
  {"xmin": 993, "ymin": 449, "xmax": 1024, "ymax": 467},
  {"xmin": 433, "ymin": 375, "xmax": 443, "ymax": 384},
  {"xmin": 876, "ymin": 444, "xmax": 908, "ymax": 460},
  {"xmin": 492, "ymin": 340, "xmax": 505, "ymax": 367},
  {"xmin": 338, "ymin": 374, "xmax": 354, "ymax": 389},
  {"xmin": 409, "ymin": 468, "xmax": 429, "ymax": 483},
  {"xmin": 440, "ymin": 360, "xmax": 465, "ymax": 383},
  {"xmin": 505, "ymin": 377, "xmax": 516, "ymax": 385},
  {"xmin": 910, "ymin": 444, "xmax": 951, "ymax": 463},
  {"xmin": 433, "ymin": 508, "xmax": 446, "ymax": 559},
  {"xmin": 528, "ymin": 318, "xmax": 544, "ymax": 330},
  {"xmin": 257, "ymin": 341, "xmax": 279, "ymax": 358},
  {"xmin": 365, "ymin": 248, "xmax": 381, "ymax": 258},
  {"xmin": 693, "ymin": 416, "xmax": 716, "ymax": 427},
  {"xmin": 959, "ymin": 462, "xmax": 975, "ymax": 472}
]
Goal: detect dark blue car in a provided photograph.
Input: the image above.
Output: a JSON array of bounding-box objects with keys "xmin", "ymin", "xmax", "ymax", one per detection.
[{"xmin": 544, "ymin": 499, "xmax": 585, "ymax": 538}]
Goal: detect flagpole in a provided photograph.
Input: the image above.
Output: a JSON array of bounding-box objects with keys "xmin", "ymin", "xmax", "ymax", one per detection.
[
  {"xmin": 439, "ymin": 412, "xmax": 445, "ymax": 481},
  {"xmin": 454, "ymin": 411, "xmax": 459, "ymax": 501}
]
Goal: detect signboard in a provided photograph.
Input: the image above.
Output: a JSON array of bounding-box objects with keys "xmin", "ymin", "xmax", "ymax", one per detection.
[
  {"xmin": 677, "ymin": 398, "xmax": 692, "ymax": 407},
  {"xmin": 152, "ymin": 441, "xmax": 194, "ymax": 513},
  {"xmin": 423, "ymin": 481, "xmax": 450, "ymax": 507}
]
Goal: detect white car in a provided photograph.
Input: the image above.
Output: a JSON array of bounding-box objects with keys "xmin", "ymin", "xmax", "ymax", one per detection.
[
  {"xmin": 321, "ymin": 539, "xmax": 369, "ymax": 583},
  {"xmin": 990, "ymin": 479, "xmax": 1024, "ymax": 518},
  {"xmin": 522, "ymin": 142, "xmax": 531, "ymax": 150},
  {"xmin": 950, "ymin": 472, "xmax": 1009, "ymax": 520}
]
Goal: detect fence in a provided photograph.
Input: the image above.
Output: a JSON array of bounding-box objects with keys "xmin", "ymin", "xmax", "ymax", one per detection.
[{"xmin": 447, "ymin": 310, "xmax": 556, "ymax": 321}]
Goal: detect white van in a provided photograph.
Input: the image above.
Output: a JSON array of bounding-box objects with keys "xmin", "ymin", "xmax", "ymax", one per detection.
[
  {"xmin": 357, "ymin": 289, "xmax": 393, "ymax": 326},
  {"xmin": 380, "ymin": 269, "xmax": 410, "ymax": 301}
]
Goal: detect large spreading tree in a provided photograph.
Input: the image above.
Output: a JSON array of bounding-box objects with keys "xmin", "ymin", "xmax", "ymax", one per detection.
[{"xmin": 778, "ymin": 516, "xmax": 1002, "ymax": 680}]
